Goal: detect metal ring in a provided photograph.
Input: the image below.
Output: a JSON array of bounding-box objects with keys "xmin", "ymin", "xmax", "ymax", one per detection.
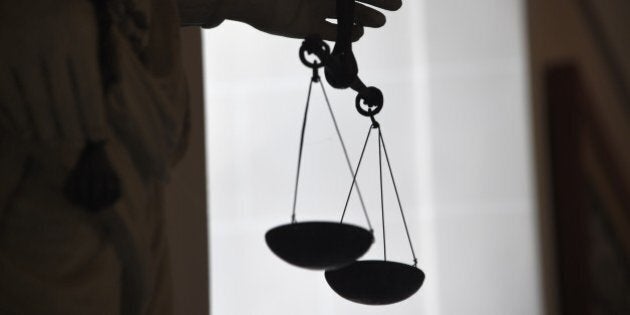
[
  {"xmin": 299, "ymin": 36, "xmax": 330, "ymax": 69},
  {"xmin": 355, "ymin": 86, "xmax": 384, "ymax": 117}
]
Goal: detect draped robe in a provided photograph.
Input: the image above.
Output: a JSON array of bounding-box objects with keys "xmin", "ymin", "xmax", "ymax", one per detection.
[{"xmin": 0, "ymin": 0, "xmax": 191, "ymax": 313}]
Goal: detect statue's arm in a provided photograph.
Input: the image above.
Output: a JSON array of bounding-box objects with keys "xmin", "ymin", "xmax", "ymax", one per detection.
[{"xmin": 177, "ymin": 0, "xmax": 401, "ymax": 40}]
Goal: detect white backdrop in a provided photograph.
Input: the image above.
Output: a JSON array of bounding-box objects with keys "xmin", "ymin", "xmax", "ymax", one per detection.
[{"xmin": 202, "ymin": 1, "xmax": 542, "ymax": 314}]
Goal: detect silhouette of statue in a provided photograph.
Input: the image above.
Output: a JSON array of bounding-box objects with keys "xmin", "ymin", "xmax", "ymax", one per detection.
[{"xmin": 0, "ymin": 0, "xmax": 400, "ymax": 313}]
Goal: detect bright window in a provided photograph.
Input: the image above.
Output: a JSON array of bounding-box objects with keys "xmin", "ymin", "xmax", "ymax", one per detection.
[{"xmin": 203, "ymin": 1, "xmax": 541, "ymax": 314}]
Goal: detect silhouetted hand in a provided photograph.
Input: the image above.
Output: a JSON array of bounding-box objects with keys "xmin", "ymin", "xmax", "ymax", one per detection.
[{"xmin": 181, "ymin": 0, "xmax": 402, "ymax": 41}]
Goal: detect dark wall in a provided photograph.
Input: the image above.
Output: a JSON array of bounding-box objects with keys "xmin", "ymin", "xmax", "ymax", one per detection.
[{"xmin": 528, "ymin": 0, "xmax": 630, "ymax": 314}]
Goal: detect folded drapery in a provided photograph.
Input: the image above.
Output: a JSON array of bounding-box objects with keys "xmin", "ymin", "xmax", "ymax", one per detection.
[{"xmin": 0, "ymin": 1, "xmax": 188, "ymax": 313}]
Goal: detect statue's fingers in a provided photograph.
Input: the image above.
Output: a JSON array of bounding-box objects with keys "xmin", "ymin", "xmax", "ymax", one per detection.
[
  {"xmin": 317, "ymin": 21, "xmax": 338, "ymax": 41},
  {"xmin": 356, "ymin": 0, "xmax": 402, "ymax": 11},
  {"xmin": 318, "ymin": 21, "xmax": 365, "ymax": 42},
  {"xmin": 355, "ymin": 3, "xmax": 386, "ymax": 28},
  {"xmin": 351, "ymin": 23, "xmax": 365, "ymax": 42},
  {"xmin": 325, "ymin": 3, "xmax": 385, "ymax": 28}
]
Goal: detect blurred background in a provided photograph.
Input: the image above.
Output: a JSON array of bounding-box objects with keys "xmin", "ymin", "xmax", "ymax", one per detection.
[{"xmin": 166, "ymin": 0, "xmax": 630, "ymax": 314}]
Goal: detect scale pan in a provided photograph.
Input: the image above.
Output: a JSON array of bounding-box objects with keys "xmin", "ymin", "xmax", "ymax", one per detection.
[
  {"xmin": 325, "ymin": 260, "xmax": 425, "ymax": 305},
  {"xmin": 265, "ymin": 221, "xmax": 373, "ymax": 270}
]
